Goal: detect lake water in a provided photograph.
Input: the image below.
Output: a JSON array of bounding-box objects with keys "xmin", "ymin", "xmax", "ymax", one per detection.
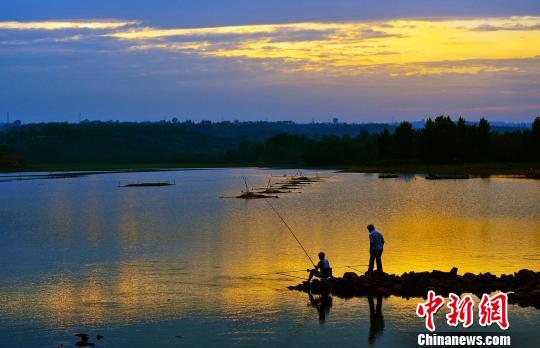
[{"xmin": 1, "ymin": 168, "xmax": 539, "ymax": 347}]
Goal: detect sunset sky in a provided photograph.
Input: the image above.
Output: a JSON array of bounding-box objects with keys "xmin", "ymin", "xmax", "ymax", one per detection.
[{"xmin": 1, "ymin": 1, "xmax": 539, "ymax": 123}]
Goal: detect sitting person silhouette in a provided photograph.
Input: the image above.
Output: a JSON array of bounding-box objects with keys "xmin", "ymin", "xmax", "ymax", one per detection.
[
  {"xmin": 308, "ymin": 290, "xmax": 333, "ymax": 323},
  {"xmin": 307, "ymin": 252, "xmax": 332, "ymax": 282}
]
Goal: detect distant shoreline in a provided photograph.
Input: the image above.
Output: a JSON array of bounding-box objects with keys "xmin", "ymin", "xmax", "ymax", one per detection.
[
  {"xmin": 1, "ymin": 162, "xmax": 539, "ymax": 177},
  {"xmin": 337, "ymin": 162, "xmax": 540, "ymax": 177}
]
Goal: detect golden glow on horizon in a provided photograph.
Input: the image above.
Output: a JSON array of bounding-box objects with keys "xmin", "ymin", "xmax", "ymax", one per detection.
[
  {"xmin": 1, "ymin": 17, "xmax": 538, "ymax": 76},
  {"xmin": 0, "ymin": 20, "xmax": 137, "ymax": 30},
  {"xmin": 108, "ymin": 16, "xmax": 540, "ymax": 75}
]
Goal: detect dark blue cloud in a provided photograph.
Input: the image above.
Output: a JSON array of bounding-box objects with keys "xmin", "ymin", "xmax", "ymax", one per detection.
[{"xmin": 1, "ymin": 1, "xmax": 539, "ymax": 122}]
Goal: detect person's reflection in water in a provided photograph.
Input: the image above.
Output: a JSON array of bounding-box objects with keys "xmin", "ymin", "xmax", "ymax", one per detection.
[
  {"xmin": 368, "ymin": 294, "xmax": 385, "ymax": 344},
  {"xmin": 308, "ymin": 291, "xmax": 332, "ymax": 324}
]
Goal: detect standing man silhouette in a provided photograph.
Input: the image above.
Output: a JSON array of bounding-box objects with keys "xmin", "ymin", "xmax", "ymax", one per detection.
[
  {"xmin": 368, "ymin": 294, "xmax": 385, "ymax": 344},
  {"xmin": 367, "ymin": 224, "xmax": 384, "ymax": 274}
]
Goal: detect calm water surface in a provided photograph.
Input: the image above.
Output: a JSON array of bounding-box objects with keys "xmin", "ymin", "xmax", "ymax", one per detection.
[{"xmin": 0, "ymin": 168, "xmax": 539, "ymax": 347}]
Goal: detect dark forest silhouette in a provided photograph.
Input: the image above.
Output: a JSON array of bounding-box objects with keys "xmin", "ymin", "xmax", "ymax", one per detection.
[
  {"xmin": 1, "ymin": 116, "xmax": 539, "ymax": 168},
  {"xmin": 228, "ymin": 116, "xmax": 540, "ymax": 166}
]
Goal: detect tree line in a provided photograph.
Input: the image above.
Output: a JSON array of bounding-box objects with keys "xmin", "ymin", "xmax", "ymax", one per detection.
[
  {"xmin": 226, "ymin": 116, "xmax": 540, "ymax": 166},
  {"xmin": 0, "ymin": 119, "xmax": 391, "ymax": 167},
  {"xmin": 0, "ymin": 116, "xmax": 539, "ymax": 168}
]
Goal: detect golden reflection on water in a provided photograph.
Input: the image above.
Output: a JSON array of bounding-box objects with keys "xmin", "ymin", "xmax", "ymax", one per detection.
[{"xmin": 0, "ymin": 171, "xmax": 538, "ymax": 331}]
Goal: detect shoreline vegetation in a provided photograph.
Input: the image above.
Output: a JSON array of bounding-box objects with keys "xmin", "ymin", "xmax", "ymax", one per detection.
[
  {"xmin": 338, "ymin": 162, "xmax": 540, "ymax": 176},
  {"xmin": 1, "ymin": 116, "xmax": 539, "ymax": 176},
  {"xmin": 1, "ymin": 162, "xmax": 539, "ymax": 177}
]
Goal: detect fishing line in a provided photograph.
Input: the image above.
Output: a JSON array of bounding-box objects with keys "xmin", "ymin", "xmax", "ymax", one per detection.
[
  {"xmin": 245, "ymin": 177, "xmax": 366, "ymax": 275},
  {"xmin": 246, "ymin": 269, "xmax": 308, "ymax": 277},
  {"xmin": 346, "ymin": 265, "xmax": 363, "ymax": 273},
  {"xmin": 275, "ymin": 272, "xmax": 308, "ymax": 280},
  {"xmin": 243, "ymin": 265, "xmax": 370, "ymax": 279},
  {"xmin": 344, "ymin": 264, "xmax": 367, "ymax": 271},
  {"xmin": 264, "ymin": 199, "xmax": 316, "ymax": 267}
]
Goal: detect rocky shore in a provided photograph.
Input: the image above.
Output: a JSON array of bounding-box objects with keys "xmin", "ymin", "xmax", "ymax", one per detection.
[{"xmin": 288, "ymin": 268, "xmax": 540, "ymax": 309}]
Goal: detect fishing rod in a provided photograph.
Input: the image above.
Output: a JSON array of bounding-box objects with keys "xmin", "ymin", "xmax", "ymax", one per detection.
[{"xmin": 264, "ymin": 199, "xmax": 316, "ymax": 267}]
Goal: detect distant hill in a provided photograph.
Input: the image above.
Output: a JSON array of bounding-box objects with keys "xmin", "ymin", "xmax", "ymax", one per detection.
[{"xmin": 410, "ymin": 120, "xmax": 531, "ymax": 132}]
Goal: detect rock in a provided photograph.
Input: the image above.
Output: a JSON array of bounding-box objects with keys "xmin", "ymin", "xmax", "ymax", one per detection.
[
  {"xmin": 427, "ymin": 286, "xmax": 441, "ymax": 293},
  {"xmin": 500, "ymin": 274, "xmax": 514, "ymax": 284},
  {"xmin": 343, "ymin": 272, "xmax": 358, "ymax": 281},
  {"xmin": 515, "ymin": 269, "xmax": 537, "ymax": 282},
  {"xmin": 74, "ymin": 333, "xmax": 95, "ymax": 347},
  {"xmin": 529, "ymin": 289, "xmax": 540, "ymax": 298},
  {"xmin": 288, "ymin": 268, "xmax": 540, "ymax": 309},
  {"xmin": 415, "ymin": 272, "xmax": 430, "ymax": 278},
  {"xmin": 373, "ymin": 271, "xmax": 389, "ymax": 277},
  {"xmin": 431, "ymin": 270, "xmax": 446, "ymax": 278}
]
